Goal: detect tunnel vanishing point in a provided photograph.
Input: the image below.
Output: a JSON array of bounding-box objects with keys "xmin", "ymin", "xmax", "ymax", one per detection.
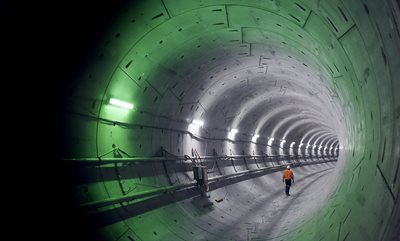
[{"xmin": 60, "ymin": 0, "xmax": 400, "ymax": 240}]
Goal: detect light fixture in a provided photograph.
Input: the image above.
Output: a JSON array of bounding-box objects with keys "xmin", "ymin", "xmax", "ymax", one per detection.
[
  {"xmin": 252, "ymin": 134, "xmax": 259, "ymax": 142},
  {"xmin": 267, "ymin": 137, "xmax": 274, "ymax": 145},
  {"xmin": 230, "ymin": 129, "xmax": 238, "ymax": 133},
  {"xmin": 191, "ymin": 119, "xmax": 204, "ymax": 127},
  {"xmin": 228, "ymin": 128, "xmax": 238, "ymax": 140},
  {"xmin": 109, "ymin": 98, "xmax": 134, "ymax": 109},
  {"xmin": 280, "ymin": 139, "xmax": 286, "ymax": 148}
]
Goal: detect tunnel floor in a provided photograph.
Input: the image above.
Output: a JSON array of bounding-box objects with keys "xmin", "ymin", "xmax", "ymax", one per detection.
[{"xmin": 98, "ymin": 162, "xmax": 337, "ymax": 241}]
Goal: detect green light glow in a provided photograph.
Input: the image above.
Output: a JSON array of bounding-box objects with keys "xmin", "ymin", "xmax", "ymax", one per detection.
[{"xmin": 109, "ymin": 98, "xmax": 134, "ymax": 110}]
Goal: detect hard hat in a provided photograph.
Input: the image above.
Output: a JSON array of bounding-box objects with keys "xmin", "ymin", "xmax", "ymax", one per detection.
[{"xmin": 287, "ymin": 165, "xmax": 290, "ymax": 169}]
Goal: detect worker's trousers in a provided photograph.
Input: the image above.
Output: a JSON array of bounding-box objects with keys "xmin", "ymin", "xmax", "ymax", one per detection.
[{"xmin": 285, "ymin": 179, "xmax": 292, "ymax": 195}]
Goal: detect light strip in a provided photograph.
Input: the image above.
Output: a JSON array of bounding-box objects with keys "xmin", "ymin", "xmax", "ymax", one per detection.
[
  {"xmin": 252, "ymin": 134, "xmax": 259, "ymax": 142},
  {"xmin": 192, "ymin": 119, "xmax": 204, "ymax": 127},
  {"xmin": 109, "ymin": 98, "xmax": 134, "ymax": 109}
]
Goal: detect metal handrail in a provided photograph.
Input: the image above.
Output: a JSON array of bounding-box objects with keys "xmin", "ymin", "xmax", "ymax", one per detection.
[
  {"xmin": 77, "ymin": 157, "xmax": 337, "ymax": 210},
  {"xmin": 66, "ymin": 154, "xmax": 337, "ymax": 165}
]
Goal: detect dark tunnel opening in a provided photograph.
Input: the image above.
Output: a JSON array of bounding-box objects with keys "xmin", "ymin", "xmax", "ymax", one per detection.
[{"xmin": 57, "ymin": 1, "xmax": 400, "ymax": 241}]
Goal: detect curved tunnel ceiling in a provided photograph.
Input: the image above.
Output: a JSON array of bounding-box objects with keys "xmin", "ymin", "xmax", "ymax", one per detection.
[{"xmin": 60, "ymin": 1, "xmax": 400, "ymax": 241}]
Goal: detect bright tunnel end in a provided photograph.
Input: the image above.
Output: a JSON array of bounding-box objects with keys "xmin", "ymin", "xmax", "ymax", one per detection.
[{"xmin": 60, "ymin": 1, "xmax": 400, "ymax": 241}]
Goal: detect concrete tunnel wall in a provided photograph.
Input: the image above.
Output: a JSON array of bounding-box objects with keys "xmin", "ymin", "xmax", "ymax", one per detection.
[{"xmin": 60, "ymin": 0, "xmax": 400, "ymax": 240}]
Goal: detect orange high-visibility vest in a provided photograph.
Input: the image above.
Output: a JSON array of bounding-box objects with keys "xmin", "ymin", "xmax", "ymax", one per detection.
[{"xmin": 283, "ymin": 169, "xmax": 294, "ymax": 180}]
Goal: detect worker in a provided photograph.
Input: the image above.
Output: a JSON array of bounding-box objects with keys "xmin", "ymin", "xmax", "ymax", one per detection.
[{"xmin": 282, "ymin": 165, "xmax": 294, "ymax": 196}]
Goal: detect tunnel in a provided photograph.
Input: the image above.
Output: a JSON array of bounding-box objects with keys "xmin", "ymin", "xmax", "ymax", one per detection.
[{"xmin": 59, "ymin": 0, "xmax": 400, "ymax": 240}]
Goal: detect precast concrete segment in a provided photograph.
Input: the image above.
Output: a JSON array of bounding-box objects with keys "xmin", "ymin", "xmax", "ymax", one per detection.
[{"xmin": 61, "ymin": 0, "xmax": 400, "ymax": 241}]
